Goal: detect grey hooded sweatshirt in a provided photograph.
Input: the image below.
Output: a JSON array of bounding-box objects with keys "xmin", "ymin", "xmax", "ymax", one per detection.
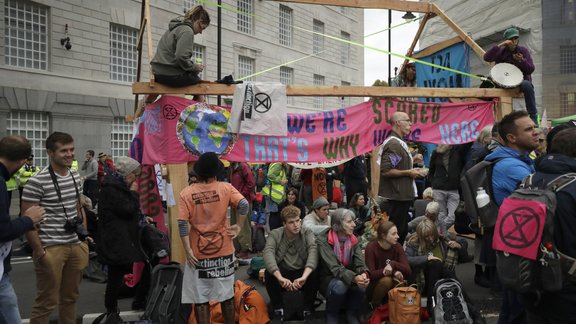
[{"xmin": 151, "ymin": 18, "xmax": 201, "ymax": 76}]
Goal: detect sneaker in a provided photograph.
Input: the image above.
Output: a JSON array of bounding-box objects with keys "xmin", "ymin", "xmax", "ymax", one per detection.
[
  {"xmin": 273, "ymin": 308, "xmax": 284, "ymax": 321},
  {"xmin": 303, "ymin": 309, "xmax": 313, "ymax": 320}
]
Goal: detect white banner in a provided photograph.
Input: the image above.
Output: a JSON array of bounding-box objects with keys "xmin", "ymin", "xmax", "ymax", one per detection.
[{"xmin": 228, "ymin": 82, "xmax": 287, "ymax": 136}]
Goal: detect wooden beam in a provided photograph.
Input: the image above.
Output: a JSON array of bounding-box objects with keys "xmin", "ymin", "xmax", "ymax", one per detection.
[
  {"xmin": 133, "ymin": 82, "xmax": 522, "ymax": 98},
  {"xmin": 497, "ymin": 97, "xmax": 513, "ymax": 121},
  {"xmin": 144, "ymin": 0, "xmax": 155, "ymax": 85},
  {"xmin": 166, "ymin": 163, "xmax": 189, "ymax": 264},
  {"xmin": 370, "ymin": 147, "xmax": 381, "ymax": 201},
  {"xmin": 268, "ymin": 0, "xmax": 434, "ymax": 12},
  {"xmin": 411, "ymin": 36, "xmax": 462, "ymax": 59},
  {"xmin": 400, "ymin": 12, "xmax": 432, "ymax": 76},
  {"xmin": 431, "ymin": 4, "xmax": 486, "ymax": 62}
]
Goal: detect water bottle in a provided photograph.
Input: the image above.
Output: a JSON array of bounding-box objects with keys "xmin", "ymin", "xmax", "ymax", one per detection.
[
  {"xmin": 476, "ymin": 187, "xmax": 490, "ymax": 208},
  {"xmin": 476, "ymin": 188, "xmax": 490, "ymax": 234}
]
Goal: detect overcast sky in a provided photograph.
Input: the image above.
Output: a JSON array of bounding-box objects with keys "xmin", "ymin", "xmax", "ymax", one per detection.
[{"xmin": 363, "ymin": 9, "xmax": 419, "ymax": 86}]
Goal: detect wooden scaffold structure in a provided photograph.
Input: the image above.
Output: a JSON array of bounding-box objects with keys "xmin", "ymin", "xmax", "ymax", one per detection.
[{"xmin": 131, "ymin": 0, "xmax": 523, "ymax": 263}]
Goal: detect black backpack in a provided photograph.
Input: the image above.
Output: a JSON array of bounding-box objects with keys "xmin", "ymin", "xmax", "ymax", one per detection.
[
  {"xmin": 141, "ymin": 263, "xmax": 186, "ymax": 324},
  {"xmin": 494, "ymin": 173, "xmax": 576, "ymax": 293},
  {"xmin": 139, "ymin": 223, "xmax": 170, "ymax": 262},
  {"xmin": 460, "ymin": 158, "xmax": 503, "ymax": 230}
]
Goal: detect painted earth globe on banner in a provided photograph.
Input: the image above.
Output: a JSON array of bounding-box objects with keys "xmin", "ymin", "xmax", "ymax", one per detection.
[{"xmin": 176, "ymin": 103, "xmax": 236, "ymax": 156}]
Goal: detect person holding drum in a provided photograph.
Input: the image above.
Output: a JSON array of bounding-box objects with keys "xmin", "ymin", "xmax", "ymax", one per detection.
[{"xmin": 484, "ymin": 27, "xmax": 538, "ymax": 126}]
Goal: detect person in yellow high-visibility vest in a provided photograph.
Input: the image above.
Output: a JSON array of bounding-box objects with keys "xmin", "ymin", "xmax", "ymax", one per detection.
[
  {"xmin": 70, "ymin": 159, "xmax": 79, "ymax": 172},
  {"xmin": 17, "ymin": 154, "xmax": 41, "ymax": 213}
]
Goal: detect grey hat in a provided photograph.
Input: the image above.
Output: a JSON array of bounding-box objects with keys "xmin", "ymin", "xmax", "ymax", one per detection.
[
  {"xmin": 312, "ymin": 197, "xmax": 329, "ymax": 210},
  {"xmin": 115, "ymin": 157, "xmax": 140, "ymax": 177}
]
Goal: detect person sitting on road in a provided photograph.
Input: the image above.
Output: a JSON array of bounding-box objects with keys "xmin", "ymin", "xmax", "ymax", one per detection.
[
  {"xmin": 364, "ymin": 221, "xmax": 411, "ymax": 306},
  {"xmin": 317, "ymin": 209, "xmax": 369, "ymax": 324},
  {"xmin": 405, "ymin": 219, "xmax": 461, "ymax": 312},
  {"xmin": 263, "ymin": 205, "xmax": 319, "ymax": 320},
  {"xmin": 302, "ymin": 197, "xmax": 330, "ymax": 235}
]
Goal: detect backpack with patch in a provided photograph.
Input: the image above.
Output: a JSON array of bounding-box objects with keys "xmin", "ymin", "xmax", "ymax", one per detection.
[
  {"xmin": 388, "ymin": 283, "xmax": 421, "ymax": 324},
  {"xmin": 460, "ymin": 158, "xmax": 502, "ymax": 230},
  {"xmin": 433, "ymin": 278, "xmax": 473, "ymax": 324},
  {"xmin": 141, "ymin": 263, "xmax": 186, "ymax": 324},
  {"xmin": 493, "ymin": 173, "xmax": 576, "ymax": 293}
]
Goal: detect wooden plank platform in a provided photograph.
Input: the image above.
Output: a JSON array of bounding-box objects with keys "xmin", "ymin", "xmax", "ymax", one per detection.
[{"xmin": 132, "ymin": 82, "xmax": 522, "ymax": 98}]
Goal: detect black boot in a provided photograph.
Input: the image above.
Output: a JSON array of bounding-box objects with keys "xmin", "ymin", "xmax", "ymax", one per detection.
[{"xmin": 474, "ymin": 265, "xmax": 490, "ymax": 288}]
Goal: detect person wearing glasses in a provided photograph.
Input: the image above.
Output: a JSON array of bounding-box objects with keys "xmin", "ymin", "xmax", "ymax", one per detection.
[
  {"xmin": 379, "ymin": 112, "xmax": 426, "ymax": 244},
  {"xmin": 151, "ymin": 5, "xmax": 210, "ymax": 87}
]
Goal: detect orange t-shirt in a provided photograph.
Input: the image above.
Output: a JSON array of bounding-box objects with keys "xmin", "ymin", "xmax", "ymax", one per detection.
[{"xmin": 179, "ymin": 181, "xmax": 245, "ymax": 259}]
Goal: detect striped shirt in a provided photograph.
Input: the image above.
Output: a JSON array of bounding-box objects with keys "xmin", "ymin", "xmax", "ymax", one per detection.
[{"xmin": 22, "ymin": 167, "xmax": 83, "ymax": 247}]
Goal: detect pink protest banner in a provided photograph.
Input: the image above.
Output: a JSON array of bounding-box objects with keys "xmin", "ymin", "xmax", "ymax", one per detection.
[
  {"xmin": 140, "ymin": 96, "xmax": 495, "ymax": 164},
  {"xmin": 129, "ymin": 117, "xmax": 167, "ymax": 233},
  {"xmin": 493, "ymin": 197, "xmax": 547, "ymax": 260}
]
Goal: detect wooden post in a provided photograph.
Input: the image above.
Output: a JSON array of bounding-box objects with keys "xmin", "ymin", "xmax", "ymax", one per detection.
[
  {"xmin": 166, "ymin": 163, "xmax": 188, "ymax": 264},
  {"xmin": 498, "ymin": 97, "xmax": 513, "ymax": 121},
  {"xmin": 400, "ymin": 12, "xmax": 432, "ymax": 76},
  {"xmin": 370, "ymin": 147, "xmax": 381, "ymax": 201}
]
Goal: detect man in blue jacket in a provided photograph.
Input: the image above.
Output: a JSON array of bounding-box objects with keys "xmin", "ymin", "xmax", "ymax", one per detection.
[
  {"xmin": 484, "ymin": 111, "xmax": 539, "ymax": 324},
  {"xmin": 0, "ymin": 136, "xmax": 45, "ymax": 323}
]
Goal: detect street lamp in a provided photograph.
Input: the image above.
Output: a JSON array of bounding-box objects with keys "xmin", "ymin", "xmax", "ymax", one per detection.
[
  {"xmin": 402, "ymin": 11, "xmax": 416, "ymax": 20},
  {"xmin": 388, "ymin": 10, "xmax": 392, "ymax": 85}
]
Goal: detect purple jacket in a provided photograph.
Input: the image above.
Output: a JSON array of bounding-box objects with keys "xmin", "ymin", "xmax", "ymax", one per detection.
[{"xmin": 484, "ymin": 45, "xmax": 534, "ymax": 81}]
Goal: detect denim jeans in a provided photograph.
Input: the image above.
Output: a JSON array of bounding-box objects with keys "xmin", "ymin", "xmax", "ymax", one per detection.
[
  {"xmin": 433, "ymin": 189, "xmax": 460, "ymax": 235},
  {"xmin": 0, "ymin": 273, "xmax": 21, "ymax": 324},
  {"xmin": 325, "ymin": 278, "xmax": 366, "ymax": 324},
  {"xmin": 520, "ymin": 80, "xmax": 537, "ymax": 125}
]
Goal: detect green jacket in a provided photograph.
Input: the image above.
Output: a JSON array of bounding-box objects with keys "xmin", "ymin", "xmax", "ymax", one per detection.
[
  {"xmin": 151, "ymin": 17, "xmax": 201, "ymax": 76},
  {"xmin": 263, "ymin": 226, "xmax": 318, "ymax": 274},
  {"xmin": 316, "ymin": 228, "xmax": 367, "ymax": 294}
]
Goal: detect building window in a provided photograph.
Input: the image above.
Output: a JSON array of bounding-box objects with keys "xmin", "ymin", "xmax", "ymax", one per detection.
[
  {"xmin": 111, "ymin": 117, "xmax": 133, "ymax": 160},
  {"xmin": 280, "ymin": 66, "xmax": 294, "ymax": 104},
  {"xmin": 340, "ymin": 31, "xmax": 351, "ymax": 64},
  {"xmin": 313, "ymin": 19, "xmax": 324, "ymax": 55},
  {"xmin": 560, "ymin": 45, "xmax": 576, "ymax": 74},
  {"xmin": 313, "ymin": 74, "xmax": 325, "ymax": 109},
  {"xmin": 110, "ymin": 24, "xmax": 138, "ymax": 82},
  {"xmin": 279, "ymin": 5, "xmax": 293, "ymax": 47},
  {"xmin": 562, "ymin": 0, "xmax": 576, "ymax": 24},
  {"xmin": 237, "ymin": 0, "xmax": 253, "ymax": 34},
  {"xmin": 192, "ymin": 44, "xmax": 205, "ymax": 79},
  {"xmin": 238, "ymin": 55, "xmax": 255, "ymax": 81},
  {"xmin": 4, "ymin": 0, "xmax": 48, "ymax": 70},
  {"xmin": 341, "ymin": 81, "xmax": 351, "ymax": 107},
  {"xmin": 560, "ymin": 93, "xmax": 576, "ymax": 116},
  {"xmin": 183, "ymin": 0, "xmax": 201, "ymax": 12},
  {"xmin": 6, "ymin": 110, "xmax": 49, "ymax": 168}
]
